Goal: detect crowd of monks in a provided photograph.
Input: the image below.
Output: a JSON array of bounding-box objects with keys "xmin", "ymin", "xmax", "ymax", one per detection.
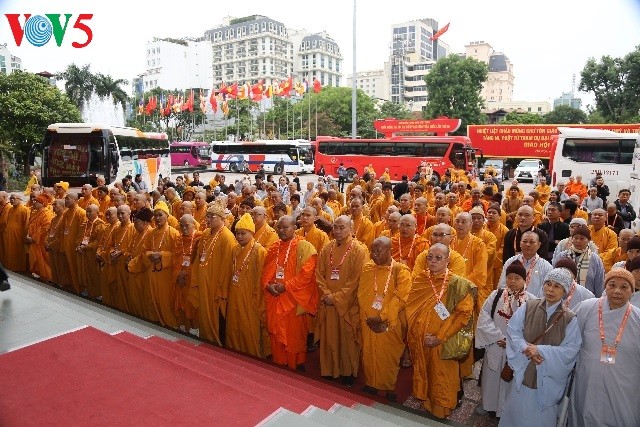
[{"xmin": 0, "ymin": 167, "xmax": 637, "ymax": 420}]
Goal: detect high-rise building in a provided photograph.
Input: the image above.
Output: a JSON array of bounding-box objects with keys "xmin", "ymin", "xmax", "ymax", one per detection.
[
  {"xmin": 346, "ymin": 69, "xmax": 388, "ymax": 101},
  {"xmin": 553, "ymin": 92, "xmax": 582, "ymax": 110},
  {"xmin": 465, "ymin": 41, "xmax": 514, "ymax": 104},
  {"xmin": 290, "ymin": 30, "xmax": 342, "ymax": 88},
  {"xmin": 0, "ymin": 43, "xmax": 22, "ymax": 74}
]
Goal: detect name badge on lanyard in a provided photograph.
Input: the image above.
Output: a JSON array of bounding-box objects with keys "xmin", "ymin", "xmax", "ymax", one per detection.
[
  {"xmin": 276, "ymin": 266, "xmax": 285, "ymax": 280},
  {"xmin": 182, "ymin": 255, "xmax": 190, "ymax": 267},
  {"xmin": 372, "ymin": 295, "xmax": 383, "ymax": 310},
  {"xmin": 330, "ymin": 268, "xmax": 340, "ymax": 280},
  {"xmin": 434, "ymin": 301, "xmax": 450, "ymax": 320},
  {"xmin": 600, "ymin": 345, "xmax": 617, "ymax": 364}
]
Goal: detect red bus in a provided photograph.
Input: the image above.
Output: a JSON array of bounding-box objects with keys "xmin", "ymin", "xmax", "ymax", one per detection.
[{"xmin": 315, "ymin": 118, "xmax": 479, "ymax": 183}]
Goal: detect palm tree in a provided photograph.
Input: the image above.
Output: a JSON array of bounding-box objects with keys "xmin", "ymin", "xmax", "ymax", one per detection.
[
  {"xmin": 57, "ymin": 64, "xmax": 95, "ymax": 111},
  {"xmin": 94, "ymin": 73, "xmax": 129, "ymax": 111}
]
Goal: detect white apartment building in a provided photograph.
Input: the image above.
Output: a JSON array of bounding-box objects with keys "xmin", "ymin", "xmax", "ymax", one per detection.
[
  {"xmin": 290, "ymin": 30, "xmax": 342, "ymax": 88},
  {"xmin": 143, "ymin": 38, "xmax": 213, "ymax": 91},
  {"xmin": 0, "ymin": 43, "xmax": 22, "ymax": 74},
  {"xmin": 346, "ymin": 69, "xmax": 388, "ymax": 101},
  {"xmin": 465, "ymin": 41, "xmax": 514, "ymax": 104}
]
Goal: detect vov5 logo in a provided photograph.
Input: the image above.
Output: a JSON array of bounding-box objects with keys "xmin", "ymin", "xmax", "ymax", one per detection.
[{"xmin": 5, "ymin": 14, "xmax": 93, "ymax": 48}]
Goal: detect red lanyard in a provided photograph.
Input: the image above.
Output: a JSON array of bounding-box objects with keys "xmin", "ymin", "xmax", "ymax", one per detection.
[
  {"xmin": 330, "ymin": 239, "xmax": 353, "ymax": 269},
  {"xmin": 233, "ymin": 239, "xmax": 256, "ymax": 277},
  {"xmin": 276, "ymin": 238, "xmax": 294, "ymax": 270},
  {"xmin": 428, "ymin": 269, "xmax": 450, "ymax": 303},
  {"xmin": 374, "ymin": 262, "xmax": 394, "ymax": 297},
  {"xmin": 399, "ymin": 235, "xmax": 416, "ymax": 260},
  {"xmin": 598, "ymin": 297, "xmax": 632, "ymax": 348},
  {"xmin": 519, "ymin": 255, "xmax": 538, "ymax": 289}
]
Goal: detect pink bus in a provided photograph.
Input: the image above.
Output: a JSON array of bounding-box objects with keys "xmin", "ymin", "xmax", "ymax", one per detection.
[{"xmin": 170, "ymin": 142, "xmax": 211, "ymax": 168}]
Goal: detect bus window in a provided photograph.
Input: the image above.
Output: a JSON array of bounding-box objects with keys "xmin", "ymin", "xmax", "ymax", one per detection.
[
  {"xmin": 369, "ymin": 143, "xmax": 395, "ymax": 156},
  {"xmin": 299, "ymin": 146, "xmax": 314, "ymax": 164},
  {"xmin": 620, "ymin": 139, "xmax": 635, "ymax": 164},
  {"xmin": 89, "ymin": 137, "xmax": 104, "ymax": 177},
  {"xmin": 394, "ymin": 143, "xmax": 423, "ymax": 157},
  {"xmin": 317, "ymin": 142, "xmax": 342, "ymax": 155},
  {"xmin": 425, "ymin": 143, "xmax": 448, "ymax": 157},
  {"xmin": 288, "ymin": 147, "xmax": 298, "ymax": 161},
  {"xmin": 562, "ymin": 139, "xmax": 620, "ymax": 163},
  {"xmin": 342, "ymin": 142, "xmax": 369, "ymax": 155}
]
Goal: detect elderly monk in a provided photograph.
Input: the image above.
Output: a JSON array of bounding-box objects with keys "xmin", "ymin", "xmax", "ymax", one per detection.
[
  {"xmin": 4, "ymin": 193, "xmax": 30, "ymax": 272},
  {"xmin": 45, "ymin": 199, "xmax": 68, "ymax": 286},
  {"xmin": 486, "ymin": 203, "xmax": 509, "ymax": 284},
  {"xmin": 78, "ymin": 184, "xmax": 99, "ymax": 210},
  {"xmin": 315, "ymin": 215, "xmax": 368, "ymax": 385},
  {"xmin": 296, "ymin": 206, "xmax": 329, "ymax": 253},
  {"xmin": 588, "ymin": 208, "xmax": 618, "ymax": 260},
  {"xmin": 142, "ymin": 201, "xmax": 182, "ymax": 328},
  {"xmin": 358, "ymin": 237, "xmax": 411, "ymax": 402},
  {"xmin": 26, "ymin": 194, "xmax": 54, "ymax": 281},
  {"xmin": 191, "ymin": 201, "xmax": 236, "ymax": 344},
  {"xmin": 470, "ymin": 206, "xmax": 497, "ymax": 287},
  {"xmin": 350, "ymin": 197, "xmax": 374, "ymax": 250},
  {"xmin": 75, "ymin": 204, "xmax": 106, "ymax": 298},
  {"xmin": 193, "ymin": 191, "xmax": 208, "ymax": 229},
  {"xmin": 370, "ymin": 184, "xmax": 395, "ymax": 224},
  {"xmin": 251, "ymin": 206, "xmax": 279, "ymax": 249},
  {"xmin": 107, "ymin": 205, "xmax": 134, "ymax": 310},
  {"xmin": 59, "ymin": 193, "xmax": 86, "ymax": 292},
  {"xmin": 226, "ymin": 213, "xmax": 269, "ymax": 358},
  {"xmin": 374, "ymin": 205, "xmax": 399, "ymax": 238},
  {"xmin": 96, "ymin": 207, "xmax": 119, "ymax": 303},
  {"xmin": 125, "ymin": 208, "xmax": 153, "ymax": 319},
  {"xmin": 381, "ymin": 211, "xmax": 401, "ymax": 239},
  {"xmin": 95, "ymin": 186, "xmax": 111, "ymax": 220},
  {"xmin": 414, "ymin": 224, "xmax": 466, "ymax": 277},
  {"xmin": 392, "ymin": 214, "xmax": 428, "ymax": 271},
  {"xmin": 53, "ymin": 181, "xmax": 69, "ymax": 199},
  {"xmin": 422, "ymin": 207, "xmax": 456, "ymax": 241},
  {"xmin": 172, "ymin": 214, "xmax": 201, "ymax": 331},
  {"xmin": 453, "ymin": 212, "xmax": 488, "ymax": 312},
  {"xmin": 0, "ymin": 191, "xmax": 10, "ymax": 265},
  {"xmin": 407, "ymin": 243, "xmax": 476, "ymax": 418},
  {"xmin": 604, "ymin": 229, "xmax": 635, "ymax": 271},
  {"xmin": 263, "ymin": 215, "xmax": 319, "ymax": 370}
]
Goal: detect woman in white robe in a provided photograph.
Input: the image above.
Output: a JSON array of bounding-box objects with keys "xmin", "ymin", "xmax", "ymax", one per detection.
[
  {"xmin": 551, "ymin": 255, "xmax": 595, "ymax": 310},
  {"xmin": 569, "ymin": 268, "xmax": 640, "ymax": 427}
]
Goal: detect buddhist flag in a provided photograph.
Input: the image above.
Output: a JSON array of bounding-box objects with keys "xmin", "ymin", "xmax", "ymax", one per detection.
[
  {"xmin": 430, "ymin": 22, "xmax": 450, "ymax": 41},
  {"xmin": 209, "ymin": 89, "xmax": 218, "ymax": 113},
  {"xmin": 312, "ymin": 78, "xmax": 322, "ymax": 93}
]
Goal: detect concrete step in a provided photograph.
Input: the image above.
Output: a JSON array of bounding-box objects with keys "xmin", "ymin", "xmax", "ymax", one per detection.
[
  {"xmin": 330, "ymin": 404, "xmax": 399, "ymax": 427},
  {"xmin": 258, "ymin": 408, "xmax": 324, "ymax": 426},
  {"xmin": 372, "ymin": 402, "xmax": 463, "ymax": 426},
  {"xmin": 352, "ymin": 403, "xmax": 428, "ymax": 426},
  {"xmin": 302, "ymin": 406, "xmax": 367, "ymax": 426}
]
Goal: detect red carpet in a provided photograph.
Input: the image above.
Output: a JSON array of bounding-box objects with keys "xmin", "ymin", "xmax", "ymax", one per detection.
[{"xmin": 0, "ymin": 327, "xmax": 375, "ymax": 426}]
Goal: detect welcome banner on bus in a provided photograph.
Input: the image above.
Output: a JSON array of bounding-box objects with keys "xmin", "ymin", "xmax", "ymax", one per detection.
[
  {"xmin": 48, "ymin": 143, "xmax": 90, "ymax": 177},
  {"xmin": 467, "ymin": 124, "xmax": 640, "ymax": 158}
]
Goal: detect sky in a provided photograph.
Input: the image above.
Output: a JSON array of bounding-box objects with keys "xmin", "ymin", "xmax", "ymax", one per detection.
[{"xmin": 2, "ymin": 0, "xmax": 640, "ymax": 110}]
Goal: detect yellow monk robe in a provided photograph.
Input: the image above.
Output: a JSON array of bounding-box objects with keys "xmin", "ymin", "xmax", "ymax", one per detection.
[
  {"xmin": 110, "ymin": 222, "xmax": 135, "ymax": 312},
  {"xmin": 358, "ymin": 260, "xmax": 411, "ymax": 392},
  {"xmin": 59, "ymin": 206, "xmax": 86, "ymax": 292},
  {"xmin": 327, "ymin": 200, "xmax": 341, "ymax": 219},
  {"xmin": 125, "ymin": 227, "xmax": 152, "ymax": 318},
  {"xmin": 193, "ymin": 205, "xmax": 207, "ymax": 231},
  {"xmin": 602, "ymin": 247, "xmax": 627, "ymax": 272},
  {"xmin": 589, "ymin": 225, "xmax": 618, "ymax": 260},
  {"xmin": 27, "ymin": 208, "xmax": 54, "ymax": 281},
  {"xmin": 407, "ymin": 271, "xmax": 475, "ymax": 418},
  {"xmin": 368, "ymin": 195, "xmax": 385, "ymax": 223},
  {"xmin": 4, "ymin": 204, "xmax": 30, "ymax": 272},
  {"xmin": 391, "ymin": 235, "xmax": 429, "ymax": 271},
  {"xmin": 315, "ymin": 238, "xmax": 368, "ymax": 378},
  {"xmin": 97, "ymin": 223, "xmax": 118, "ymax": 306},
  {"xmin": 191, "ymin": 226, "xmax": 236, "ymax": 345},
  {"xmin": 574, "ymin": 209, "xmax": 589, "ymax": 222},
  {"xmin": 452, "ymin": 233, "xmax": 488, "ymax": 314},
  {"xmin": 472, "ymin": 228, "xmax": 497, "ymax": 288},
  {"xmin": 97, "ymin": 196, "xmax": 111, "ymax": 220},
  {"xmin": 141, "ymin": 224, "xmax": 182, "ymax": 328},
  {"xmin": 254, "ymin": 223, "xmax": 279, "ymax": 250},
  {"xmin": 45, "ymin": 212, "xmax": 68, "ymax": 286},
  {"xmin": 296, "ymin": 225, "xmax": 330, "ymax": 254},
  {"xmin": 78, "ymin": 196, "xmax": 99, "ymax": 211},
  {"xmin": 414, "ymin": 213, "xmax": 436, "ymax": 236},
  {"xmin": 413, "ymin": 249, "xmax": 466, "ymax": 278},
  {"xmin": 263, "ymin": 237, "xmax": 319, "ymax": 369},
  {"xmin": 486, "ymin": 221, "xmax": 509, "ymax": 288},
  {"xmin": 226, "ymin": 240, "xmax": 268, "ymax": 358},
  {"xmin": 76, "ymin": 217, "xmax": 106, "ymax": 297},
  {"xmin": 422, "ymin": 225, "xmax": 457, "ymax": 242},
  {"xmin": 373, "ymin": 220, "xmax": 388, "ymax": 239},
  {"xmin": 352, "ymin": 215, "xmax": 375, "ymax": 250},
  {"xmin": 0, "ymin": 201, "xmax": 11, "ymax": 265},
  {"xmin": 173, "ymin": 230, "xmax": 201, "ymax": 329}
]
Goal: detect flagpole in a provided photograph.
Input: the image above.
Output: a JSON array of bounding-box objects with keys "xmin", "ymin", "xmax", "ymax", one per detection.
[
  {"xmin": 351, "ymin": 0, "xmax": 357, "ymax": 139},
  {"xmin": 308, "ymin": 92, "xmax": 311, "ymax": 140}
]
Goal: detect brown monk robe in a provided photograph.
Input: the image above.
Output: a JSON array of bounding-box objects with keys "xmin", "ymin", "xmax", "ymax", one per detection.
[
  {"xmin": 226, "ymin": 213, "xmax": 269, "ymax": 358},
  {"xmin": 97, "ymin": 207, "xmax": 119, "ymax": 304},
  {"xmin": 407, "ymin": 244, "xmax": 475, "ymax": 418},
  {"xmin": 173, "ymin": 214, "xmax": 201, "ymax": 331},
  {"xmin": 3, "ymin": 194, "xmax": 30, "ymax": 272},
  {"xmin": 59, "ymin": 193, "xmax": 86, "ymax": 292},
  {"xmin": 75, "ymin": 205, "xmax": 106, "ymax": 297},
  {"xmin": 126, "ymin": 209, "xmax": 154, "ymax": 320},
  {"xmin": 109, "ymin": 205, "xmax": 135, "ymax": 312},
  {"xmin": 263, "ymin": 216, "xmax": 318, "ymax": 370},
  {"xmin": 0, "ymin": 191, "xmax": 11, "ymax": 265},
  {"xmin": 45, "ymin": 200, "xmax": 69, "ymax": 286},
  {"xmin": 315, "ymin": 215, "xmax": 368, "ymax": 384},
  {"xmin": 26, "ymin": 194, "xmax": 54, "ymax": 281},
  {"xmin": 358, "ymin": 237, "xmax": 411, "ymax": 401}
]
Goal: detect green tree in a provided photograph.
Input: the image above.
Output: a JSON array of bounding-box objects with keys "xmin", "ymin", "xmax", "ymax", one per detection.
[
  {"xmin": 94, "ymin": 73, "xmax": 129, "ymax": 110},
  {"xmin": 57, "ymin": 63, "xmax": 95, "ymax": 110},
  {"xmin": 0, "ymin": 71, "xmax": 82, "ymax": 174},
  {"xmin": 500, "ymin": 111, "xmax": 546, "ymax": 124},
  {"xmin": 543, "ymin": 105, "xmax": 587, "ymax": 124},
  {"xmin": 579, "ymin": 46, "xmax": 640, "ymax": 122},
  {"xmin": 424, "ymin": 55, "xmax": 488, "ymax": 134},
  {"xmin": 376, "ymin": 100, "xmax": 412, "ymax": 120}
]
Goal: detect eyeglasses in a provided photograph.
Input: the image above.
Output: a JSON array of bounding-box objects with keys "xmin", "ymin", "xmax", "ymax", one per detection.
[
  {"xmin": 431, "ymin": 233, "xmax": 450, "ymax": 238},
  {"xmin": 426, "ymin": 255, "xmax": 446, "ymax": 261}
]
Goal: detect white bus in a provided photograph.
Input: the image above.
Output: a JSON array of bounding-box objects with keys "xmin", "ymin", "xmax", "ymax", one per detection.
[
  {"xmin": 39, "ymin": 123, "xmax": 170, "ymax": 191},
  {"xmin": 210, "ymin": 139, "xmax": 314, "ymax": 174},
  {"xmin": 550, "ymin": 127, "xmax": 640, "ymax": 197}
]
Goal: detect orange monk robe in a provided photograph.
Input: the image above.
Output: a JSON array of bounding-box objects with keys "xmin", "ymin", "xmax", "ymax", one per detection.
[
  {"xmin": 266, "ymin": 205, "xmax": 292, "ymax": 224},
  {"xmin": 413, "ymin": 249, "xmax": 466, "ymax": 278},
  {"xmin": 422, "ymin": 225, "xmax": 457, "ymax": 242},
  {"xmin": 226, "ymin": 240, "xmax": 268, "ymax": 358},
  {"xmin": 566, "ymin": 182, "xmax": 587, "ymax": 202},
  {"xmin": 486, "ymin": 221, "xmax": 509, "ymax": 288},
  {"xmin": 263, "ymin": 237, "xmax": 319, "ymax": 369},
  {"xmin": 97, "ymin": 223, "xmax": 118, "ymax": 306},
  {"xmin": 27, "ymin": 208, "xmax": 54, "ymax": 281},
  {"xmin": 124, "ymin": 227, "xmax": 152, "ymax": 318},
  {"xmin": 327, "ymin": 200, "xmax": 341, "ymax": 219},
  {"xmin": 452, "ymin": 234, "xmax": 488, "ymax": 314},
  {"xmin": 193, "ymin": 205, "xmax": 207, "ymax": 231},
  {"xmin": 296, "ymin": 225, "xmax": 330, "ymax": 254},
  {"xmin": 535, "ymin": 183, "xmax": 551, "ymax": 204},
  {"xmin": 461, "ymin": 198, "xmax": 488, "ymax": 213},
  {"xmin": 97, "ymin": 196, "xmax": 111, "ymax": 220},
  {"xmin": 336, "ymin": 192, "xmax": 346, "ymax": 207},
  {"xmin": 141, "ymin": 224, "xmax": 182, "ymax": 328},
  {"xmin": 574, "ymin": 209, "xmax": 589, "ymax": 222},
  {"xmin": 78, "ymin": 196, "xmax": 99, "ymax": 211},
  {"xmin": 373, "ymin": 220, "xmax": 387, "ymax": 239},
  {"xmin": 59, "ymin": 206, "xmax": 86, "ymax": 292},
  {"xmin": 254, "ymin": 223, "xmax": 279, "ymax": 250},
  {"xmin": 456, "ymin": 193, "xmax": 470, "ymax": 208},
  {"xmin": 191, "ymin": 226, "xmax": 236, "ymax": 345},
  {"xmin": 315, "ymin": 238, "xmax": 368, "ymax": 378},
  {"xmin": 391, "ymin": 235, "xmax": 429, "ymax": 271},
  {"xmin": 414, "ymin": 213, "xmax": 436, "ymax": 236},
  {"xmin": 472, "ymin": 228, "xmax": 497, "ymax": 289},
  {"xmin": 75, "ymin": 217, "xmax": 106, "ymax": 298},
  {"xmin": 373, "ymin": 195, "xmax": 395, "ymax": 222},
  {"xmin": 406, "ymin": 271, "xmax": 475, "ymax": 418},
  {"xmin": 589, "ymin": 225, "xmax": 618, "ymax": 260},
  {"xmin": 352, "ymin": 215, "xmax": 375, "ymax": 250},
  {"xmin": 172, "ymin": 230, "xmax": 201, "ymax": 328},
  {"xmin": 446, "ymin": 204, "xmax": 462, "ymax": 219},
  {"xmin": 45, "ymin": 213, "xmax": 68, "ymax": 286},
  {"xmin": 170, "ymin": 199, "xmax": 182, "ymax": 217},
  {"xmin": 4, "ymin": 204, "xmax": 30, "ymax": 272},
  {"xmin": 368, "ymin": 195, "xmax": 385, "ymax": 223},
  {"xmin": 358, "ymin": 261, "xmax": 411, "ymax": 391},
  {"xmin": 0, "ymin": 202, "xmax": 11, "ymax": 265},
  {"xmin": 110, "ymin": 222, "xmax": 135, "ymax": 312},
  {"xmin": 381, "ymin": 228, "xmax": 400, "ymax": 239}
]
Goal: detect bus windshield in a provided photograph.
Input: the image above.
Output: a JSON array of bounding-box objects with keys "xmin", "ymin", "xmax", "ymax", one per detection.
[{"xmin": 43, "ymin": 131, "xmax": 107, "ymax": 180}]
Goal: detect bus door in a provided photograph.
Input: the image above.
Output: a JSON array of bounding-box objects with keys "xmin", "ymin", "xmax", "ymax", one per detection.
[
  {"xmin": 107, "ymin": 134, "xmax": 119, "ymax": 183},
  {"xmin": 449, "ymin": 143, "xmax": 466, "ymax": 170}
]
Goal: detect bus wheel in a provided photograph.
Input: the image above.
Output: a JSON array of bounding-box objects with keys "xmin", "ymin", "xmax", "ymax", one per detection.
[
  {"xmin": 345, "ymin": 168, "xmax": 358, "ymax": 182},
  {"xmin": 229, "ymin": 163, "xmax": 238, "ymax": 173},
  {"xmin": 274, "ymin": 164, "xmax": 284, "ymax": 175},
  {"xmin": 430, "ymin": 172, "xmax": 440, "ymax": 185},
  {"xmin": 183, "ymin": 160, "xmax": 189, "ymax": 167}
]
